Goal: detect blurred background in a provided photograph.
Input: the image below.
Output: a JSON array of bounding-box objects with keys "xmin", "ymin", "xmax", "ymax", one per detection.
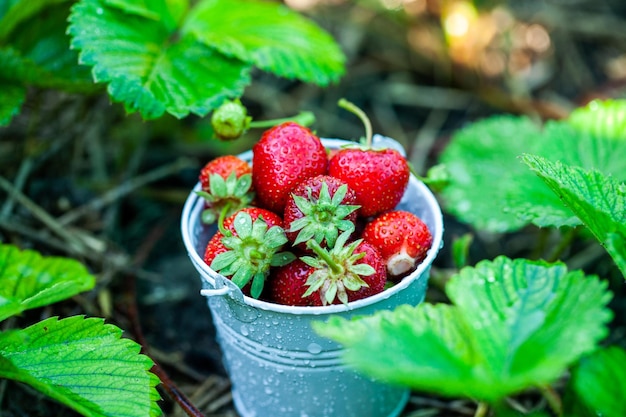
[{"xmin": 2, "ymin": 0, "xmax": 626, "ymax": 415}]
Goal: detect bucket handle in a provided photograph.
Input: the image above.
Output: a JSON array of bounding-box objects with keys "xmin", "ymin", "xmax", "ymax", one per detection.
[
  {"xmin": 200, "ymin": 287, "xmax": 230, "ymax": 297},
  {"xmin": 199, "ymin": 270, "xmax": 245, "ymax": 303}
]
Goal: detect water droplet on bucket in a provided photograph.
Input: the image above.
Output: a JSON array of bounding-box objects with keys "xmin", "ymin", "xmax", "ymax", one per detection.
[
  {"xmin": 240, "ymin": 324, "xmax": 249, "ymax": 336},
  {"xmin": 307, "ymin": 343, "xmax": 322, "ymax": 354}
]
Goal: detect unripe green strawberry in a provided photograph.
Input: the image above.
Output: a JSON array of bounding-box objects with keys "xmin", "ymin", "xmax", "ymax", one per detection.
[
  {"xmin": 252, "ymin": 122, "xmax": 327, "ymax": 214},
  {"xmin": 210, "ymin": 99, "xmax": 251, "ymax": 140}
]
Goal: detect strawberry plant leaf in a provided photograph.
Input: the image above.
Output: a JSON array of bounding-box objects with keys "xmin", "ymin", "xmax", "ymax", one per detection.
[
  {"xmin": 0, "ymin": 0, "xmax": 70, "ymax": 41},
  {"xmin": 0, "ymin": 315, "xmax": 161, "ymax": 417},
  {"xmin": 566, "ymin": 346, "xmax": 626, "ymax": 417},
  {"xmin": 439, "ymin": 116, "xmax": 548, "ymax": 232},
  {"xmin": 0, "ymin": 0, "xmax": 94, "ymax": 123},
  {"xmin": 439, "ymin": 116, "xmax": 626, "ymax": 232},
  {"xmin": 522, "ymin": 154, "xmax": 626, "ymax": 277},
  {"xmin": 451, "ymin": 233, "xmax": 473, "ymax": 268},
  {"xmin": 68, "ymin": 0, "xmax": 345, "ymax": 119},
  {"xmin": 0, "ymin": 81, "xmax": 24, "ymax": 126},
  {"xmin": 606, "ymin": 233, "xmax": 626, "ymax": 276},
  {"xmin": 0, "ymin": 45, "xmax": 40, "ymax": 84},
  {"xmin": 0, "ymin": 244, "xmax": 96, "ymax": 322},
  {"xmin": 447, "ymin": 257, "xmax": 611, "ymax": 390},
  {"xmin": 315, "ymin": 256, "xmax": 612, "ymax": 402},
  {"xmin": 183, "ymin": 0, "xmax": 345, "ymax": 86},
  {"xmin": 68, "ymin": 0, "xmax": 252, "ymax": 119},
  {"xmin": 6, "ymin": 2, "xmax": 94, "ymax": 90},
  {"xmin": 103, "ymin": 0, "xmax": 184, "ymax": 26},
  {"xmin": 568, "ymin": 99, "xmax": 626, "ymax": 140}
]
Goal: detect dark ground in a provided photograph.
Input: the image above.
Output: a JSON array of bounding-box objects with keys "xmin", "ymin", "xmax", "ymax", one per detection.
[{"xmin": 2, "ymin": 1, "xmax": 626, "ymax": 416}]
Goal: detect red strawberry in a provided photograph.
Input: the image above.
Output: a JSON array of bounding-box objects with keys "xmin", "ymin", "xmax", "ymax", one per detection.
[
  {"xmin": 362, "ymin": 210, "xmax": 433, "ymax": 278},
  {"xmin": 267, "ymin": 259, "xmax": 322, "ymax": 306},
  {"xmin": 199, "ymin": 155, "xmax": 251, "ymax": 189},
  {"xmin": 252, "ymin": 122, "xmax": 327, "ymax": 214},
  {"xmin": 300, "ymin": 231, "xmax": 386, "ymax": 306},
  {"xmin": 342, "ymin": 240, "xmax": 387, "ymax": 300},
  {"xmin": 204, "ymin": 231, "xmax": 228, "ymax": 263},
  {"xmin": 329, "ymin": 99, "xmax": 409, "ymax": 217},
  {"xmin": 203, "ymin": 207, "xmax": 295, "ymax": 298},
  {"xmin": 197, "ymin": 155, "xmax": 254, "ymax": 224},
  {"xmin": 284, "ymin": 175, "xmax": 360, "ymax": 251}
]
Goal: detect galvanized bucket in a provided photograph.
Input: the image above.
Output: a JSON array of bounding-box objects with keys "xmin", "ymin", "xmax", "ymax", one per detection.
[{"xmin": 181, "ymin": 136, "xmax": 444, "ymax": 417}]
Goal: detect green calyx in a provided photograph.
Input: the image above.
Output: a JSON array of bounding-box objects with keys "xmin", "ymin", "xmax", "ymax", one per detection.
[
  {"xmin": 210, "ymin": 211, "xmax": 296, "ymax": 298},
  {"xmin": 289, "ymin": 182, "xmax": 360, "ymax": 248},
  {"xmin": 301, "ymin": 231, "xmax": 375, "ymax": 305},
  {"xmin": 196, "ymin": 171, "xmax": 254, "ymax": 224}
]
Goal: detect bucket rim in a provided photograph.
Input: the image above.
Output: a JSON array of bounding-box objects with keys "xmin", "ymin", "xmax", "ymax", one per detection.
[{"xmin": 180, "ymin": 138, "xmax": 444, "ymax": 316}]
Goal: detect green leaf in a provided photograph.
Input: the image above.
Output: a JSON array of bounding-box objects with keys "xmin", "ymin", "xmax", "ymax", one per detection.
[
  {"xmin": 315, "ymin": 256, "xmax": 612, "ymax": 402},
  {"xmin": 447, "ymin": 257, "xmax": 611, "ymax": 389},
  {"xmin": 183, "ymin": 0, "xmax": 345, "ymax": 86},
  {"xmin": 439, "ymin": 116, "xmax": 626, "ymax": 232},
  {"xmin": 7, "ymin": 3, "xmax": 95, "ymax": 90},
  {"xmin": 0, "ymin": 46, "xmax": 43, "ymax": 86},
  {"xmin": 451, "ymin": 233, "xmax": 473, "ymax": 268},
  {"xmin": 439, "ymin": 116, "xmax": 547, "ymax": 232},
  {"xmin": 0, "ymin": 0, "xmax": 71, "ymax": 41},
  {"xmin": 0, "ymin": 81, "xmax": 25, "ymax": 126},
  {"xmin": 316, "ymin": 303, "xmax": 477, "ymax": 396},
  {"xmin": 0, "ymin": 315, "xmax": 161, "ymax": 417},
  {"xmin": 566, "ymin": 346, "xmax": 626, "ymax": 417},
  {"xmin": 568, "ymin": 99, "xmax": 626, "ymax": 140},
  {"xmin": 68, "ymin": 0, "xmax": 251, "ymax": 119},
  {"xmin": 606, "ymin": 233, "xmax": 626, "ymax": 277},
  {"xmin": 0, "ymin": 244, "xmax": 96, "ymax": 322},
  {"xmin": 522, "ymin": 154, "xmax": 626, "ymax": 277}
]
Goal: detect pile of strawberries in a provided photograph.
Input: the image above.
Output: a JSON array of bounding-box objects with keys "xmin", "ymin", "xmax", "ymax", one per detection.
[{"xmin": 197, "ymin": 121, "xmax": 433, "ymax": 307}]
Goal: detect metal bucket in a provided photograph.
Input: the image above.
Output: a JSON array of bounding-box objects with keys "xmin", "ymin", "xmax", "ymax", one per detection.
[{"xmin": 181, "ymin": 136, "xmax": 444, "ymax": 417}]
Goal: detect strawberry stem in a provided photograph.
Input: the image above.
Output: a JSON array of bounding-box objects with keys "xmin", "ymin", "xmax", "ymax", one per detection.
[
  {"xmin": 249, "ymin": 111, "xmax": 316, "ymax": 128},
  {"xmin": 338, "ymin": 98, "xmax": 373, "ymax": 147},
  {"xmin": 216, "ymin": 202, "xmax": 232, "ymax": 237},
  {"xmin": 307, "ymin": 239, "xmax": 343, "ymax": 275}
]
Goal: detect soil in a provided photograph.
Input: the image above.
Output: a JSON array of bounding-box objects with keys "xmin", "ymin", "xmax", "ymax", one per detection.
[{"xmin": 2, "ymin": 1, "xmax": 626, "ymax": 416}]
